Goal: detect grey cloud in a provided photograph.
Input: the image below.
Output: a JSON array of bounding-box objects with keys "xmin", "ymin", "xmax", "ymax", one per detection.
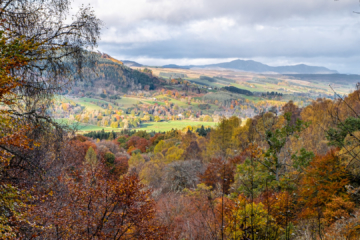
[
  {"xmin": 72, "ymin": 0, "xmax": 360, "ymax": 73},
  {"xmin": 80, "ymin": 0, "xmax": 358, "ymax": 28}
]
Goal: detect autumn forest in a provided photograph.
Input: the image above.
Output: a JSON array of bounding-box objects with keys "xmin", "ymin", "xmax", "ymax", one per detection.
[{"xmin": 2, "ymin": 0, "xmax": 360, "ymax": 239}]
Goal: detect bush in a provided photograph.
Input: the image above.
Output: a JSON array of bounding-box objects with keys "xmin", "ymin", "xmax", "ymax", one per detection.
[
  {"xmin": 198, "ymin": 104, "xmax": 210, "ymax": 110},
  {"xmin": 109, "ymin": 95, "xmax": 119, "ymax": 100},
  {"xmin": 132, "ymin": 149, "xmax": 141, "ymax": 155},
  {"xmin": 104, "ymin": 152, "xmax": 115, "ymax": 165},
  {"xmin": 100, "ymin": 93, "xmax": 107, "ymax": 98}
]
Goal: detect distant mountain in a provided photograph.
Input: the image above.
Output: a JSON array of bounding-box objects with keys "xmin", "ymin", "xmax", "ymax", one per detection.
[
  {"xmin": 122, "ymin": 60, "xmax": 143, "ymax": 67},
  {"xmin": 162, "ymin": 59, "xmax": 337, "ymax": 74},
  {"xmin": 162, "ymin": 64, "xmax": 192, "ymax": 69}
]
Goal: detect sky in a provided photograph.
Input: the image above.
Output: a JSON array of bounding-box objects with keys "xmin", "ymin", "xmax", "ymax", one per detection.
[{"xmin": 72, "ymin": 0, "xmax": 360, "ymax": 73}]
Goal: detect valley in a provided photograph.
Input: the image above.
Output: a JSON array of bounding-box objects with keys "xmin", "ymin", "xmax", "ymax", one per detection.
[{"xmin": 52, "ymin": 53, "xmax": 359, "ymax": 133}]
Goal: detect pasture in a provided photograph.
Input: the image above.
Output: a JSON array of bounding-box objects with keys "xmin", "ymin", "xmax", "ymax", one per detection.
[{"xmin": 56, "ymin": 119, "xmax": 218, "ymax": 133}]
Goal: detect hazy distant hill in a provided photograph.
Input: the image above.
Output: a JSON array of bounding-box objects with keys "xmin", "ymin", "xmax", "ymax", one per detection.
[
  {"xmin": 284, "ymin": 74, "xmax": 360, "ymax": 84},
  {"xmin": 162, "ymin": 64, "xmax": 191, "ymax": 69},
  {"xmin": 122, "ymin": 60, "xmax": 143, "ymax": 67},
  {"xmin": 162, "ymin": 59, "xmax": 337, "ymax": 74}
]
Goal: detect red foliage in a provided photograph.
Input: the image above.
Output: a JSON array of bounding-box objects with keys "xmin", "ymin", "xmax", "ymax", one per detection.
[
  {"xmin": 112, "ymin": 156, "xmax": 129, "ymax": 177},
  {"xmin": 136, "ymin": 138, "xmax": 150, "ymax": 153},
  {"xmin": 127, "ymin": 136, "xmax": 141, "ymax": 149},
  {"xmin": 200, "ymin": 157, "xmax": 235, "ymax": 194},
  {"xmin": 155, "ymin": 192, "xmax": 219, "ymax": 239},
  {"xmin": 127, "ymin": 136, "xmax": 150, "ymax": 153},
  {"xmin": 29, "ymin": 163, "xmax": 167, "ymax": 239},
  {"xmin": 69, "ymin": 137, "xmax": 97, "ymax": 162}
]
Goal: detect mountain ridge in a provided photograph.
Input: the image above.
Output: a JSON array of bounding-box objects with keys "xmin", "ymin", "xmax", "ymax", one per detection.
[{"xmin": 162, "ymin": 59, "xmax": 337, "ymax": 74}]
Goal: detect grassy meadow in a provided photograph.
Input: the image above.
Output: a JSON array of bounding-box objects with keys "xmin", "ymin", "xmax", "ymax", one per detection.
[{"xmin": 56, "ymin": 118, "xmax": 218, "ymax": 133}]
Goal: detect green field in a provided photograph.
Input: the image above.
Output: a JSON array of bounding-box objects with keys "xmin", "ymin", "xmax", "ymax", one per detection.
[
  {"xmin": 55, "ymin": 119, "xmax": 218, "ymax": 133},
  {"xmin": 115, "ymin": 97, "xmax": 141, "ymax": 107},
  {"xmin": 136, "ymin": 120, "xmax": 218, "ymax": 132}
]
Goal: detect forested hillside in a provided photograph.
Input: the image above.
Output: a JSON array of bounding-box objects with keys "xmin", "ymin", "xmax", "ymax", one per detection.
[{"xmin": 70, "ymin": 53, "xmax": 162, "ymax": 97}]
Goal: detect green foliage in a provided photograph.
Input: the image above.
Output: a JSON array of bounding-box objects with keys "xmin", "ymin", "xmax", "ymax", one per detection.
[
  {"xmin": 223, "ymin": 86, "xmax": 253, "ymax": 96},
  {"xmin": 264, "ymin": 112, "xmax": 309, "ymax": 180},
  {"xmin": 202, "ymin": 91, "xmax": 239, "ymax": 106},
  {"xmin": 327, "ymin": 117, "xmax": 360, "ymax": 148},
  {"xmin": 132, "ymin": 149, "xmax": 142, "ymax": 155},
  {"xmin": 291, "ymin": 148, "xmax": 315, "ymax": 171},
  {"xmin": 233, "ymin": 159, "xmax": 273, "ymax": 197},
  {"xmin": 196, "ymin": 125, "xmax": 211, "ymax": 137},
  {"xmin": 84, "ymin": 129, "xmax": 116, "ymax": 140},
  {"xmin": 133, "ymin": 130, "xmax": 150, "ymax": 140},
  {"xmin": 198, "ymin": 104, "xmax": 211, "ymax": 110},
  {"xmin": 104, "ymin": 152, "xmax": 115, "ymax": 165},
  {"xmin": 117, "ymin": 136, "xmax": 128, "ymax": 144},
  {"xmin": 200, "ymin": 75, "xmax": 216, "ymax": 82}
]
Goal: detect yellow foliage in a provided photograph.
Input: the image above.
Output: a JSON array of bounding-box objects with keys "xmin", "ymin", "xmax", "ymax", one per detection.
[
  {"xmin": 204, "ymin": 116, "xmax": 241, "ymax": 160},
  {"xmin": 165, "ymin": 146, "xmax": 184, "ymax": 163},
  {"xmin": 128, "ymin": 153, "xmax": 145, "ymax": 170},
  {"xmin": 225, "ymin": 195, "xmax": 279, "ymax": 239},
  {"xmin": 154, "ymin": 139, "xmax": 179, "ymax": 154},
  {"xmin": 139, "ymin": 159, "xmax": 165, "ymax": 186}
]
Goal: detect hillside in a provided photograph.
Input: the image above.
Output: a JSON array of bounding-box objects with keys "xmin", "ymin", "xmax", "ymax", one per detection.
[
  {"xmin": 122, "ymin": 60, "xmax": 143, "ymax": 67},
  {"xmin": 69, "ymin": 53, "xmax": 163, "ymax": 97}
]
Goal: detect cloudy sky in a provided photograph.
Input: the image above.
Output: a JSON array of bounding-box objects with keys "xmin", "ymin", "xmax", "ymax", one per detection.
[{"xmin": 73, "ymin": 0, "xmax": 360, "ymax": 73}]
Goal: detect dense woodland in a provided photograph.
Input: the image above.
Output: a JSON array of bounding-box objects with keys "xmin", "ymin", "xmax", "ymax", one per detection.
[
  {"xmin": 3, "ymin": 0, "xmax": 360, "ymax": 239},
  {"xmin": 75, "ymin": 95, "xmax": 360, "ymax": 239}
]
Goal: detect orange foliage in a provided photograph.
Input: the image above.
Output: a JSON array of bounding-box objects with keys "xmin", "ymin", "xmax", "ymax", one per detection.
[
  {"xmin": 29, "ymin": 163, "xmax": 167, "ymax": 238},
  {"xmin": 263, "ymin": 191, "xmax": 296, "ymax": 226},
  {"xmin": 127, "ymin": 146, "xmax": 137, "ymax": 155},
  {"xmin": 297, "ymin": 150, "xmax": 353, "ymax": 225},
  {"xmin": 200, "ymin": 157, "xmax": 237, "ymax": 194},
  {"xmin": 69, "ymin": 137, "xmax": 97, "ymax": 161}
]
